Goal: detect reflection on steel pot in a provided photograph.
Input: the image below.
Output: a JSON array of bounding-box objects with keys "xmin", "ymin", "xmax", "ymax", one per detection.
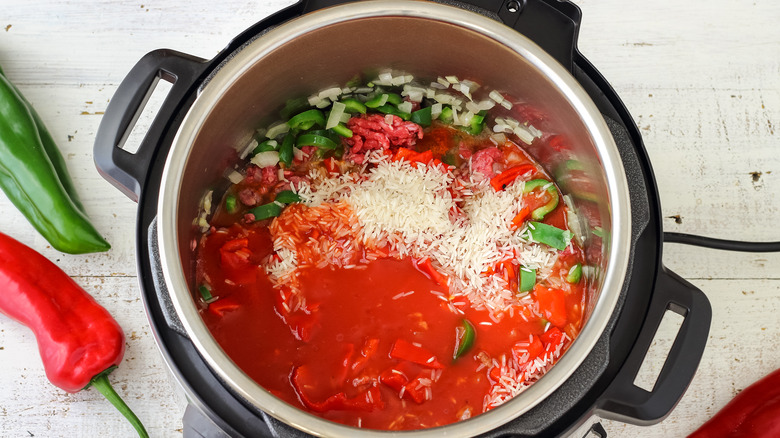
[{"xmin": 94, "ymin": 1, "xmax": 711, "ymax": 437}]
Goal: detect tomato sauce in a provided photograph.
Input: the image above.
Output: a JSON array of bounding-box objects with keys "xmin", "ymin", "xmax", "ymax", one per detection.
[{"xmin": 195, "ymin": 109, "xmax": 587, "ymax": 429}]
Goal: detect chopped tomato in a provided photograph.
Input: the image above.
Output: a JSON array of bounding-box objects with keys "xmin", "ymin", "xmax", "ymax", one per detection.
[
  {"xmin": 389, "ymin": 339, "xmax": 444, "ymax": 369},
  {"xmin": 379, "ymin": 366, "xmax": 409, "ymax": 393},
  {"xmin": 291, "ymin": 366, "xmax": 384, "ymax": 413},
  {"xmin": 534, "ymin": 286, "xmax": 567, "ymax": 327},
  {"xmin": 208, "ymin": 298, "xmax": 240, "ymax": 317},
  {"xmin": 323, "ymin": 157, "xmax": 339, "ymax": 174},
  {"xmin": 403, "ymin": 377, "xmax": 430, "ymax": 404}
]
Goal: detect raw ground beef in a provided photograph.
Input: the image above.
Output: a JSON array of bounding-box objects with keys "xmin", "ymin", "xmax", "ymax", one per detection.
[{"xmin": 343, "ymin": 114, "xmax": 423, "ymax": 163}]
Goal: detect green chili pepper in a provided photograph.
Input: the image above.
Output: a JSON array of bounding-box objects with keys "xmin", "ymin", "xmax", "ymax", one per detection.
[
  {"xmin": 287, "ymin": 109, "xmax": 325, "ymax": 131},
  {"xmin": 225, "ymin": 194, "xmax": 238, "ymax": 214},
  {"xmin": 439, "ymin": 106, "xmax": 454, "ymax": 123},
  {"xmin": 249, "ymin": 202, "xmax": 283, "ymax": 221},
  {"xmin": 376, "ymin": 104, "xmax": 411, "ymax": 121},
  {"xmin": 523, "ymin": 179, "xmax": 560, "ymax": 220},
  {"xmin": 0, "ymin": 73, "xmax": 110, "ymax": 254},
  {"xmin": 410, "ymin": 106, "xmax": 432, "ymax": 127},
  {"xmin": 198, "ymin": 284, "xmax": 215, "ymax": 302},
  {"xmin": 278, "ymin": 134, "xmax": 295, "ymax": 167},
  {"xmin": 330, "ymin": 124, "xmax": 353, "ymax": 138},
  {"xmin": 253, "ymin": 139, "xmax": 278, "ymax": 155},
  {"xmin": 297, "ymin": 133, "xmax": 339, "ymax": 149},
  {"xmin": 385, "ymin": 93, "xmax": 403, "ymax": 105},
  {"xmin": 274, "ymin": 190, "xmax": 301, "ymax": 204},
  {"xmin": 454, "ymin": 319, "xmax": 476, "ymax": 360},
  {"xmin": 566, "ymin": 263, "xmax": 582, "ymax": 284},
  {"xmin": 526, "ymin": 221, "xmax": 572, "ymax": 251},
  {"xmin": 341, "ymin": 98, "xmax": 367, "ymax": 114},
  {"xmin": 0, "ymin": 68, "xmax": 86, "ymax": 214},
  {"xmin": 365, "ymin": 94, "xmax": 389, "ymax": 108},
  {"xmin": 466, "ymin": 113, "xmax": 485, "ymax": 135},
  {"xmin": 519, "ymin": 267, "xmax": 536, "ymax": 292},
  {"xmin": 279, "ymin": 97, "xmax": 309, "ymax": 120}
]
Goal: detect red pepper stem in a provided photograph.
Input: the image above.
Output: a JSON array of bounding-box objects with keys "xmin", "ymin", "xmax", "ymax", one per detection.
[{"xmin": 89, "ymin": 369, "xmax": 149, "ymax": 438}]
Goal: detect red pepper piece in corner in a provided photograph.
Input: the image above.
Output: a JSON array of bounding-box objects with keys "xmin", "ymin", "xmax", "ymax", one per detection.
[
  {"xmin": 389, "ymin": 338, "xmax": 445, "ymax": 369},
  {"xmin": 688, "ymin": 368, "xmax": 780, "ymax": 438},
  {"xmin": 291, "ymin": 366, "xmax": 384, "ymax": 413},
  {"xmin": 0, "ymin": 232, "xmax": 147, "ymax": 437},
  {"xmin": 533, "ymin": 285, "xmax": 567, "ymax": 328}
]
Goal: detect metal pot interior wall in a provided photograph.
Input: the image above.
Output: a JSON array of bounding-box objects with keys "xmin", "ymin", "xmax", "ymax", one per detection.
[{"xmin": 158, "ymin": 2, "xmax": 631, "ymax": 436}]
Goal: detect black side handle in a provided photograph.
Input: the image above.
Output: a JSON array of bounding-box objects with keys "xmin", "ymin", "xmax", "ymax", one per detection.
[
  {"xmin": 455, "ymin": 0, "xmax": 582, "ymax": 72},
  {"xmin": 300, "ymin": 0, "xmax": 582, "ymax": 73},
  {"xmin": 596, "ymin": 266, "xmax": 712, "ymax": 424},
  {"xmin": 94, "ymin": 49, "xmax": 209, "ymax": 202}
]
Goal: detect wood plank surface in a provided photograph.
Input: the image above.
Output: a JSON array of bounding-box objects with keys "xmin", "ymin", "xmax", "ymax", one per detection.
[{"xmin": 0, "ymin": 0, "xmax": 778, "ymax": 436}]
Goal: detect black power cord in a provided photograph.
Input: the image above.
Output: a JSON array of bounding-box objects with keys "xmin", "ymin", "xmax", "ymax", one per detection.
[{"xmin": 663, "ymin": 232, "xmax": 780, "ymax": 253}]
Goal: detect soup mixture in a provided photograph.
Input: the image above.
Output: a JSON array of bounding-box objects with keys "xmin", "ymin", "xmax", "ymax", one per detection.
[{"xmin": 194, "ymin": 72, "xmax": 587, "ymax": 430}]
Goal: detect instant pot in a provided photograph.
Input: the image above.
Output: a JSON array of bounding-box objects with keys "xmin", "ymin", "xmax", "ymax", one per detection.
[{"xmin": 94, "ymin": 1, "xmax": 712, "ymax": 436}]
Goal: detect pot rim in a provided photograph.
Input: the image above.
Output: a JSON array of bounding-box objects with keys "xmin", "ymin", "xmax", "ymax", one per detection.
[{"xmin": 157, "ymin": 1, "xmax": 632, "ymax": 436}]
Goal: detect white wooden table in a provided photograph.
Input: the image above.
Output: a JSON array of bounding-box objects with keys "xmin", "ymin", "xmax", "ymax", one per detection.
[{"xmin": 1, "ymin": 1, "xmax": 778, "ymax": 436}]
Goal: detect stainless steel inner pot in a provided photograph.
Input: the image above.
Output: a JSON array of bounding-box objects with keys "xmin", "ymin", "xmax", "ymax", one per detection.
[{"xmin": 156, "ymin": 1, "xmax": 632, "ymax": 436}]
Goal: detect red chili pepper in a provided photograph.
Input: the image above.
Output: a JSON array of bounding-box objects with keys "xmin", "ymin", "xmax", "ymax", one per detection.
[
  {"xmin": 0, "ymin": 232, "xmax": 148, "ymax": 437},
  {"xmin": 379, "ymin": 366, "xmax": 409, "ymax": 392},
  {"xmin": 291, "ymin": 366, "xmax": 384, "ymax": 413},
  {"xmin": 412, "ymin": 257, "xmax": 449, "ymax": 288},
  {"xmin": 511, "ymin": 206, "xmax": 530, "ymax": 230},
  {"xmin": 534, "ymin": 285, "xmax": 568, "ymax": 328},
  {"xmin": 490, "ymin": 164, "xmax": 536, "ymax": 192},
  {"xmin": 323, "ymin": 157, "xmax": 339, "ymax": 174},
  {"xmin": 688, "ymin": 368, "xmax": 780, "ymax": 438},
  {"xmin": 389, "ymin": 338, "xmax": 445, "ymax": 369}
]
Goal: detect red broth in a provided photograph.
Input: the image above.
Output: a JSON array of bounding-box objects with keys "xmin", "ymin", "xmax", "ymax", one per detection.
[{"xmin": 195, "ymin": 84, "xmax": 587, "ymax": 430}]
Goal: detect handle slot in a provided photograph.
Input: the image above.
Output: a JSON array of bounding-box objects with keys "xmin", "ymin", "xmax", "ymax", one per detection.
[
  {"xmin": 632, "ymin": 307, "xmax": 685, "ymax": 392},
  {"xmin": 120, "ymin": 75, "xmax": 174, "ymax": 154}
]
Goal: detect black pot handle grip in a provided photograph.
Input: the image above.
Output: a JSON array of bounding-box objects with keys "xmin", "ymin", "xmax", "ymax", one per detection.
[
  {"xmin": 596, "ymin": 266, "xmax": 712, "ymax": 424},
  {"xmin": 453, "ymin": 0, "xmax": 582, "ymax": 72},
  {"xmin": 300, "ymin": 0, "xmax": 582, "ymax": 72},
  {"xmin": 93, "ymin": 49, "xmax": 209, "ymax": 202}
]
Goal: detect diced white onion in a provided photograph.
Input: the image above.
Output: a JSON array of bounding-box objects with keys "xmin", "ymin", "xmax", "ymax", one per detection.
[
  {"xmin": 318, "ymin": 87, "xmax": 342, "ymax": 100},
  {"xmin": 293, "ymin": 146, "xmax": 306, "ymax": 161},
  {"xmin": 489, "ymin": 90, "xmax": 505, "ymax": 103},
  {"xmin": 226, "ymin": 170, "xmax": 245, "ymax": 184},
  {"xmin": 397, "ymin": 101, "xmax": 413, "ymax": 114},
  {"xmin": 385, "ymin": 114, "xmax": 395, "ymax": 125},
  {"xmin": 445, "ymin": 75, "xmax": 459, "ymax": 84},
  {"xmin": 239, "ymin": 138, "xmax": 258, "ymax": 160},
  {"xmin": 436, "ymin": 77, "xmax": 450, "ymax": 87},
  {"xmin": 202, "ymin": 190, "xmax": 213, "ymax": 215},
  {"xmin": 490, "ymin": 133, "xmax": 507, "ymax": 144},
  {"xmin": 431, "ymin": 103, "xmax": 443, "ymax": 119},
  {"xmin": 339, "ymin": 112, "xmax": 352, "ymax": 123},
  {"xmin": 250, "ymin": 151, "xmax": 280, "ymax": 168},
  {"xmin": 308, "ymin": 94, "xmax": 323, "ymax": 107},
  {"xmin": 353, "ymin": 87, "xmax": 373, "ymax": 94},
  {"xmin": 377, "ymin": 71, "xmax": 393, "ymax": 85},
  {"xmin": 315, "ymin": 99, "xmax": 331, "ymax": 109},
  {"xmin": 327, "ymin": 101, "xmax": 346, "ymax": 129},
  {"xmin": 500, "ymin": 99, "xmax": 514, "ymax": 110},
  {"xmin": 466, "ymin": 99, "xmax": 495, "ymax": 112},
  {"xmin": 266, "ymin": 122, "xmax": 289, "ymax": 139}
]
